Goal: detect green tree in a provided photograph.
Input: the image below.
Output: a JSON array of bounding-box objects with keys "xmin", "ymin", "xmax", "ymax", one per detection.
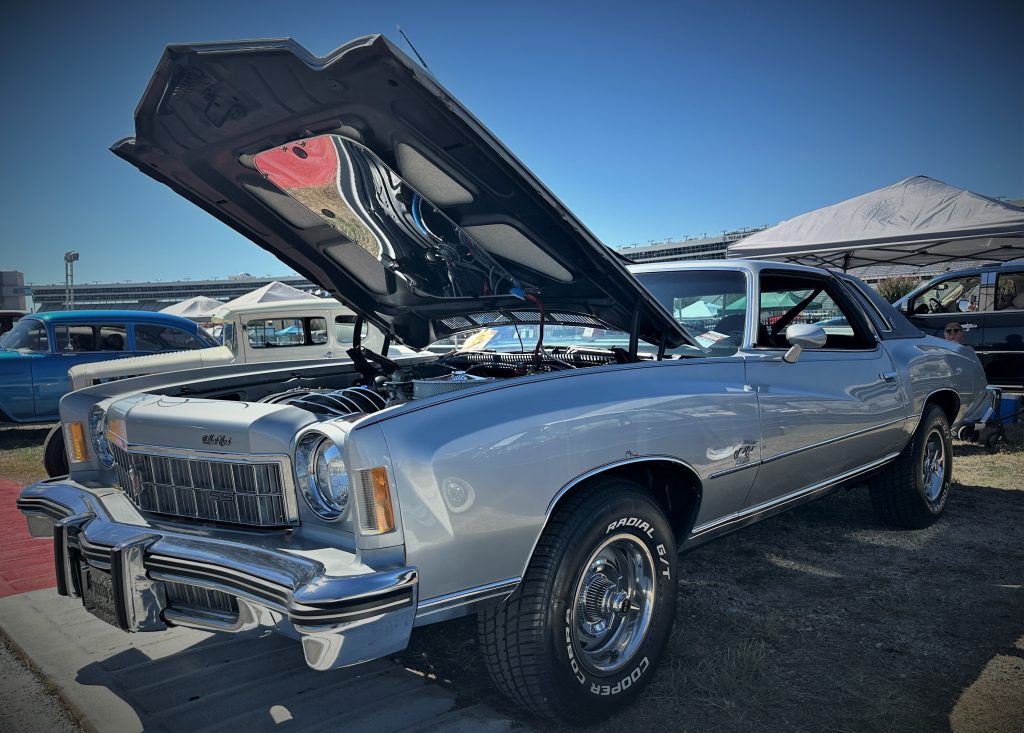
[{"xmin": 876, "ymin": 276, "xmax": 918, "ymax": 303}]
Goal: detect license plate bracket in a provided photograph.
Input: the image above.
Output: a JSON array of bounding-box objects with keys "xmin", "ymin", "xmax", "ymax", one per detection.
[{"xmin": 80, "ymin": 565, "xmax": 120, "ymax": 628}]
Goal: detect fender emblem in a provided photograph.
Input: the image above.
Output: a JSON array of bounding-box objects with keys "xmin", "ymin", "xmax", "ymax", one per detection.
[{"xmin": 733, "ymin": 442, "xmax": 756, "ymax": 464}]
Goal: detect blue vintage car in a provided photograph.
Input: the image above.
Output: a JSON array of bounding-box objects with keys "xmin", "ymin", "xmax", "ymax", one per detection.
[{"xmin": 0, "ymin": 310, "xmax": 218, "ymax": 423}]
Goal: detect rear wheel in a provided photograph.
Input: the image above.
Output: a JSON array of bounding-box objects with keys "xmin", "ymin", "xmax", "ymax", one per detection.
[
  {"xmin": 869, "ymin": 404, "xmax": 951, "ymax": 528},
  {"xmin": 43, "ymin": 424, "xmax": 69, "ymax": 478},
  {"xmin": 478, "ymin": 480, "xmax": 677, "ymax": 725}
]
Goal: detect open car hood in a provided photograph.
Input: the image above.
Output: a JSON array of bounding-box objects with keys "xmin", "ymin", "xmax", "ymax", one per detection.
[{"xmin": 113, "ymin": 35, "xmax": 691, "ymax": 350}]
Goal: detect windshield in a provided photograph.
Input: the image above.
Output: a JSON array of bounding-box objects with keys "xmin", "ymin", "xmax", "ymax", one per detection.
[
  {"xmin": 0, "ymin": 318, "xmax": 49, "ymax": 352},
  {"xmin": 429, "ymin": 269, "xmax": 749, "ymax": 357}
]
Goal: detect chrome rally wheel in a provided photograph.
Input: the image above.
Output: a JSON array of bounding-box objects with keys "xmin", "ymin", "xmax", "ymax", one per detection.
[
  {"xmin": 478, "ymin": 479, "xmax": 678, "ymax": 725},
  {"xmin": 570, "ymin": 534, "xmax": 656, "ymax": 676}
]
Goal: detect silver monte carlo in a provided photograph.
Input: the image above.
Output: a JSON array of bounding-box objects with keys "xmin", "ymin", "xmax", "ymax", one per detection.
[{"xmin": 19, "ymin": 36, "xmax": 988, "ymax": 724}]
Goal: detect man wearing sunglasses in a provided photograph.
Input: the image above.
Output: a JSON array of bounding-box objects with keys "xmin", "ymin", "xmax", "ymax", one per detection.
[{"xmin": 944, "ymin": 321, "xmax": 972, "ymax": 349}]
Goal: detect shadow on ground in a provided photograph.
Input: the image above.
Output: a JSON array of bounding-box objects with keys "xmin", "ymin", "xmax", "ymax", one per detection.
[{"xmin": 0, "ymin": 423, "xmax": 53, "ymax": 450}]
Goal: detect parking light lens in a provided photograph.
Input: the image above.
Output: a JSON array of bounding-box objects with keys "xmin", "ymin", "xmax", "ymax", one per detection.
[
  {"xmin": 65, "ymin": 422, "xmax": 89, "ymax": 463},
  {"xmin": 357, "ymin": 466, "xmax": 396, "ymax": 535}
]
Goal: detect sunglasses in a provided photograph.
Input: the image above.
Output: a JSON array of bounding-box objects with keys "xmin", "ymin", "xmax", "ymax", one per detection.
[{"xmin": 944, "ymin": 328, "xmax": 962, "ymax": 334}]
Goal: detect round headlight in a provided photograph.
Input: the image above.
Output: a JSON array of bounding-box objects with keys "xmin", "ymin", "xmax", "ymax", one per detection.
[
  {"xmin": 296, "ymin": 433, "xmax": 348, "ymax": 519},
  {"xmin": 88, "ymin": 406, "xmax": 114, "ymax": 468}
]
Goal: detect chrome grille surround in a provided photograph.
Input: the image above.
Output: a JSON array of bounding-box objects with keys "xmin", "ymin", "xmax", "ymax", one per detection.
[{"xmin": 109, "ymin": 442, "xmax": 298, "ymax": 528}]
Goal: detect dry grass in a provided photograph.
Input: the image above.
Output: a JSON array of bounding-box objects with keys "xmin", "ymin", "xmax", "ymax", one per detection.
[{"xmin": 0, "ymin": 423, "xmax": 54, "ymax": 486}]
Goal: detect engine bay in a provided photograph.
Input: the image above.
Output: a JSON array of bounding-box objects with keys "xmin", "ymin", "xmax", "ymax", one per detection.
[{"xmin": 256, "ymin": 344, "xmax": 634, "ymax": 420}]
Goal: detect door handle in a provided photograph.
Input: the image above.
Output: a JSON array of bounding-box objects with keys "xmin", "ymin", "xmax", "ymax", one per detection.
[
  {"xmin": 960, "ymin": 323, "xmax": 978, "ymax": 331},
  {"xmin": 880, "ymin": 372, "xmax": 898, "ymax": 382}
]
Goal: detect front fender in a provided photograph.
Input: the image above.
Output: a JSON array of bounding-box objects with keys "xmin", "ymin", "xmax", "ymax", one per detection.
[{"xmin": 366, "ymin": 359, "xmax": 757, "ymax": 604}]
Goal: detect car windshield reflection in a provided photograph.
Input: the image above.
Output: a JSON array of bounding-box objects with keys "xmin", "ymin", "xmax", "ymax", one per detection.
[{"xmin": 0, "ymin": 319, "xmax": 48, "ymax": 353}]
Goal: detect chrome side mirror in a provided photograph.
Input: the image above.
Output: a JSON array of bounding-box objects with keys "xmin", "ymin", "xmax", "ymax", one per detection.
[{"xmin": 782, "ymin": 324, "xmax": 827, "ymax": 364}]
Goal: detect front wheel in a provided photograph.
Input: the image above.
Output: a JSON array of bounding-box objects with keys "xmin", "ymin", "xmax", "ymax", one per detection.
[
  {"xmin": 868, "ymin": 404, "xmax": 952, "ymax": 528},
  {"xmin": 43, "ymin": 424, "xmax": 69, "ymax": 478},
  {"xmin": 478, "ymin": 480, "xmax": 677, "ymax": 725}
]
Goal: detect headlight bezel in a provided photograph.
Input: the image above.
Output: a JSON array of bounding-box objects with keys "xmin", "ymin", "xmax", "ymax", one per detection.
[
  {"xmin": 296, "ymin": 432, "xmax": 349, "ymax": 520},
  {"xmin": 88, "ymin": 406, "xmax": 115, "ymax": 468}
]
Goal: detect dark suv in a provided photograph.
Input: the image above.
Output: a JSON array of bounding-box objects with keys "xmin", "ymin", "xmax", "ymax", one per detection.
[{"xmin": 896, "ymin": 263, "xmax": 1024, "ymax": 389}]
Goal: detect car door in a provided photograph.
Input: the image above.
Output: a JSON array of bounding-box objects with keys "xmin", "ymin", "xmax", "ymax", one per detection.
[
  {"xmin": 979, "ymin": 269, "xmax": 1024, "ymax": 389},
  {"xmin": 36, "ymin": 321, "xmax": 130, "ymax": 419},
  {"xmin": 0, "ymin": 318, "xmax": 48, "ymax": 421},
  {"xmin": 741, "ymin": 270, "xmax": 907, "ymax": 510}
]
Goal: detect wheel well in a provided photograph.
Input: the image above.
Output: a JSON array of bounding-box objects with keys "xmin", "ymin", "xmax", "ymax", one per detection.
[
  {"xmin": 925, "ymin": 390, "xmax": 960, "ymax": 424},
  {"xmin": 560, "ymin": 460, "xmax": 702, "ymax": 546}
]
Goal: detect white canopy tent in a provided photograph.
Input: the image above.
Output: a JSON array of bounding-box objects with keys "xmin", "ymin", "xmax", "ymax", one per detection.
[
  {"xmin": 221, "ymin": 281, "xmax": 320, "ymax": 309},
  {"xmin": 727, "ymin": 176, "xmax": 1024, "ymax": 270},
  {"xmin": 159, "ymin": 295, "xmax": 225, "ymax": 321},
  {"xmin": 677, "ymin": 300, "xmax": 721, "ymax": 318}
]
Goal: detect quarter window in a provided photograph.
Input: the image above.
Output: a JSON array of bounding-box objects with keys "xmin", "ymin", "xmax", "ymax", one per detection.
[
  {"xmin": 245, "ymin": 317, "xmax": 327, "ymax": 348},
  {"xmin": 995, "ymin": 273, "xmax": 1024, "ymax": 311},
  {"xmin": 134, "ymin": 324, "xmax": 206, "ymax": 352}
]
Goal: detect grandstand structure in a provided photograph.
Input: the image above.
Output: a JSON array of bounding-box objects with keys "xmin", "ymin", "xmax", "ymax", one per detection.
[{"xmin": 29, "ymin": 274, "xmax": 320, "ymax": 312}]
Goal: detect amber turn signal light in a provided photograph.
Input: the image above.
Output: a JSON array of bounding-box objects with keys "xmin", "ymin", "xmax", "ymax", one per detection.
[
  {"xmin": 65, "ymin": 422, "xmax": 89, "ymax": 463},
  {"xmin": 357, "ymin": 466, "xmax": 396, "ymax": 535}
]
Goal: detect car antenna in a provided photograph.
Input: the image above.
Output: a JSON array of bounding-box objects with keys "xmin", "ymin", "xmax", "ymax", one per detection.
[{"xmin": 397, "ymin": 26, "xmax": 431, "ymax": 72}]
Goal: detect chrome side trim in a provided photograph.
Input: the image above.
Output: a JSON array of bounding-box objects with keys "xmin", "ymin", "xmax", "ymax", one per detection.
[
  {"xmin": 760, "ymin": 416, "xmax": 905, "ymax": 465},
  {"xmin": 414, "ymin": 578, "xmax": 520, "ymax": 625},
  {"xmin": 707, "ymin": 462, "xmax": 760, "ymax": 480},
  {"xmin": 690, "ymin": 451, "xmax": 900, "ymax": 537}
]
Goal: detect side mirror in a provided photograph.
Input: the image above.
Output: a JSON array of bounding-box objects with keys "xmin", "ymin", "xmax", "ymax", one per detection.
[
  {"xmin": 956, "ymin": 299, "xmax": 971, "ymax": 313},
  {"xmin": 782, "ymin": 323, "xmax": 827, "ymax": 364}
]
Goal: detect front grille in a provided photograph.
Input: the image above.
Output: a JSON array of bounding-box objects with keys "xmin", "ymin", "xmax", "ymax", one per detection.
[{"xmin": 110, "ymin": 443, "xmax": 292, "ymax": 527}]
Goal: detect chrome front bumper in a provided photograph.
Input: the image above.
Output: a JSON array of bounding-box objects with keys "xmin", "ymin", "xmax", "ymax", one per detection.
[{"xmin": 17, "ymin": 479, "xmax": 417, "ymax": 671}]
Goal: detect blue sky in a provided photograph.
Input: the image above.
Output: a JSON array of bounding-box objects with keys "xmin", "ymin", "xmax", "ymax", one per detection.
[{"xmin": 1, "ymin": 0, "xmax": 1021, "ymax": 286}]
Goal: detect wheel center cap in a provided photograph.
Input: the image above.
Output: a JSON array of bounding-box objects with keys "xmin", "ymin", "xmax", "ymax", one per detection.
[{"xmin": 611, "ymin": 591, "xmax": 630, "ymax": 615}]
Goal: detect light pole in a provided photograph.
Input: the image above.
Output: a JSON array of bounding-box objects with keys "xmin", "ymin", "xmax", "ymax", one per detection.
[{"xmin": 64, "ymin": 251, "xmax": 79, "ymax": 310}]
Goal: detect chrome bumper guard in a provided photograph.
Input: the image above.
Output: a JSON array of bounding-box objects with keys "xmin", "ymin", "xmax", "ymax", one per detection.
[{"xmin": 18, "ymin": 480, "xmax": 417, "ymax": 671}]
